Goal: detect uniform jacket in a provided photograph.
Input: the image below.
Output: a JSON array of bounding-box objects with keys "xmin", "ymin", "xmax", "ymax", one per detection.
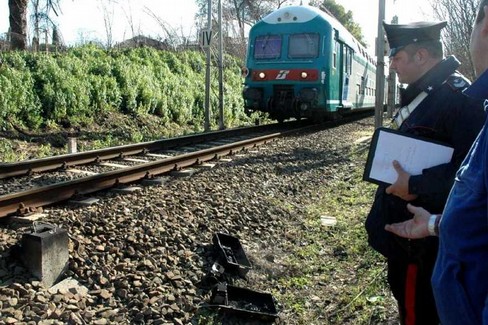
[
  {"xmin": 365, "ymin": 56, "xmax": 486, "ymax": 259},
  {"xmin": 432, "ymin": 69, "xmax": 488, "ymax": 325}
]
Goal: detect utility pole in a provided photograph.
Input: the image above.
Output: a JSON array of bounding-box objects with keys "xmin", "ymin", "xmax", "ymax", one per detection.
[
  {"xmin": 386, "ymin": 15, "xmax": 399, "ymax": 118},
  {"xmin": 204, "ymin": 0, "xmax": 212, "ymax": 132},
  {"xmin": 218, "ymin": 0, "xmax": 225, "ymax": 130},
  {"xmin": 374, "ymin": 0, "xmax": 386, "ymax": 128}
]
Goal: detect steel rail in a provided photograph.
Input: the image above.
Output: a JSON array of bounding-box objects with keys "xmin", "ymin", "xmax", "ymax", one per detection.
[
  {"xmin": 0, "ymin": 120, "xmax": 307, "ymax": 179},
  {"xmin": 0, "ymin": 129, "xmax": 296, "ymax": 218}
]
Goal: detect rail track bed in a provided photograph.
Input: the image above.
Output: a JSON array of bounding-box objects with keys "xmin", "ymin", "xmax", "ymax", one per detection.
[
  {"xmin": 0, "ymin": 114, "xmax": 370, "ymax": 218},
  {"xmin": 0, "ymin": 114, "xmax": 397, "ymax": 325}
]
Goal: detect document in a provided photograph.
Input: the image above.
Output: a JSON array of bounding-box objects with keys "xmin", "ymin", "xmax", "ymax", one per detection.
[{"xmin": 363, "ymin": 127, "xmax": 454, "ymax": 185}]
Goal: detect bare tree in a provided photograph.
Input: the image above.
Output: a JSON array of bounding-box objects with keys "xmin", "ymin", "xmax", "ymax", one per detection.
[
  {"xmin": 31, "ymin": 0, "xmax": 62, "ymax": 50},
  {"xmin": 99, "ymin": 0, "xmax": 118, "ymax": 48},
  {"xmin": 430, "ymin": 0, "xmax": 478, "ymax": 80},
  {"xmin": 121, "ymin": 1, "xmax": 141, "ymax": 40},
  {"xmin": 195, "ymin": 0, "xmax": 291, "ymax": 40},
  {"xmin": 8, "ymin": 0, "xmax": 29, "ymax": 50},
  {"xmin": 142, "ymin": 6, "xmax": 194, "ymax": 49}
]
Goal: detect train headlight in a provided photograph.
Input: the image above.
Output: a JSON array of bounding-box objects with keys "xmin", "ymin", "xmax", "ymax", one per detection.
[
  {"xmin": 301, "ymin": 71, "xmax": 308, "ymax": 79},
  {"xmin": 258, "ymin": 72, "xmax": 266, "ymax": 79}
]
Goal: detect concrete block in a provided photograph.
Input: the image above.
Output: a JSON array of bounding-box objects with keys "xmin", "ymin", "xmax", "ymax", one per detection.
[
  {"xmin": 67, "ymin": 137, "xmax": 77, "ymax": 154},
  {"xmin": 20, "ymin": 224, "xmax": 69, "ymax": 288}
]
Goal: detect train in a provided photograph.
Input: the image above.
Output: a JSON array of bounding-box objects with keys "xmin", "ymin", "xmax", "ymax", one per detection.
[{"xmin": 242, "ymin": 5, "xmax": 382, "ymax": 122}]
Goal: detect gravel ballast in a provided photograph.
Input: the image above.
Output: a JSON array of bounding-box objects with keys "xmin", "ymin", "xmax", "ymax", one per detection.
[{"xmin": 0, "ymin": 117, "xmax": 398, "ymax": 324}]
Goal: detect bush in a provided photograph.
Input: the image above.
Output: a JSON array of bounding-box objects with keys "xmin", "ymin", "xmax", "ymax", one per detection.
[
  {"xmin": 0, "ymin": 52, "xmax": 42, "ymax": 129},
  {"xmin": 0, "ymin": 46, "xmax": 247, "ymax": 131},
  {"xmin": 32, "ymin": 54, "xmax": 91, "ymax": 126}
]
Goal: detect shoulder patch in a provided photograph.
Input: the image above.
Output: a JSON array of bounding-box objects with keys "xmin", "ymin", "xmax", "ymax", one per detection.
[{"xmin": 446, "ymin": 75, "xmax": 470, "ymax": 91}]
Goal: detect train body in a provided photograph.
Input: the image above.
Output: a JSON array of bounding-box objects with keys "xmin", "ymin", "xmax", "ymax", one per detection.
[{"xmin": 243, "ymin": 5, "xmax": 380, "ymax": 122}]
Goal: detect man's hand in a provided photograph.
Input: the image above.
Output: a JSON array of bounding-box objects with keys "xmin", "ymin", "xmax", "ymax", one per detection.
[
  {"xmin": 385, "ymin": 204, "xmax": 431, "ymax": 239},
  {"xmin": 385, "ymin": 160, "xmax": 418, "ymax": 201}
]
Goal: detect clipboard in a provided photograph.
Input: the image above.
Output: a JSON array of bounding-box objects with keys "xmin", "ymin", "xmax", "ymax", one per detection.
[{"xmin": 363, "ymin": 127, "xmax": 454, "ymax": 186}]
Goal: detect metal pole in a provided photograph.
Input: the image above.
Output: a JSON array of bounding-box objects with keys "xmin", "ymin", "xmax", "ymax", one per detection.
[
  {"xmin": 387, "ymin": 71, "xmax": 396, "ymax": 118},
  {"xmin": 204, "ymin": 0, "xmax": 212, "ymax": 132},
  {"xmin": 386, "ymin": 15, "xmax": 398, "ymax": 119},
  {"xmin": 374, "ymin": 0, "xmax": 386, "ymax": 128},
  {"xmin": 218, "ymin": 0, "xmax": 225, "ymax": 130}
]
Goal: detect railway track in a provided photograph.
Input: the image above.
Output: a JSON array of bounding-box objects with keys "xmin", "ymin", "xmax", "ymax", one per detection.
[
  {"xmin": 0, "ymin": 112, "xmax": 372, "ymax": 218},
  {"xmin": 0, "ymin": 120, "xmax": 306, "ymax": 180}
]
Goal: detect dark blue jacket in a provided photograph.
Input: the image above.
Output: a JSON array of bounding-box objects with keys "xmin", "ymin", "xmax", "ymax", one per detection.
[
  {"xmin": 366, "ymin": 56, "xmax": 486, "ymax": 259},
  {"xmin": 432, "ymin": 69, "xmax": 488, "ymax": 325}
]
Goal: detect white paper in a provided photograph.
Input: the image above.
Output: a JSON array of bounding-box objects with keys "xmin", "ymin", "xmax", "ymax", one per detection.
[{"xmin": 368, "ymin": 130, "xmax": 454, "ymax": 185}]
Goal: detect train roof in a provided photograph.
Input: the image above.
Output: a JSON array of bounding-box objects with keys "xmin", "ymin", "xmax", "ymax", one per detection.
[{"xmin": 256, "ymin": 5, "xmax": 375, "ymax": 64}]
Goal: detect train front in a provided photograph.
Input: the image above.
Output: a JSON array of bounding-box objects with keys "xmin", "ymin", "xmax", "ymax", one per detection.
[{"xmin": 242, "ymin": 6, "xmax": 332, "ymax": 122}]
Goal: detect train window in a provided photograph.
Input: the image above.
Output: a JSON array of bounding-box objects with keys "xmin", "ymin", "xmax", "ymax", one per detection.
[
  {"xmin": 288, "ymin": 33, "xmax": 319, "ymax": 59},
  {"xmin": 333, "ymin": 41, "xmax": 339, "ymax": 69},
  {"xmin": 346, "ymin": 48, "xmax": 352, "ymax": 74},
  {"xmin": 254, "ymin": 35, "xmax": 282, "ymax": 59}
]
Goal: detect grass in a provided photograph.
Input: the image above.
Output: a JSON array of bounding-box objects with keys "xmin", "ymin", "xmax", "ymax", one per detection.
[{"xmin": 266, "ymin": 133, "xmax": 398, "ymax": 325}]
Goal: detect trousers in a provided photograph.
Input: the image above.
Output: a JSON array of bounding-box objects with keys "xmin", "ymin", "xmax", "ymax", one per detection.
[{"xmin": 387, "ymin": 253, "xmax": 440, "ymax": 325}]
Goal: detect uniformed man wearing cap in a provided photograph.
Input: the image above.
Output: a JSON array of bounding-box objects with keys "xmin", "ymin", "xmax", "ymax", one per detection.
[{"xmin": 365, "ymin": 21, "xmax": 486, "ymax": 324}]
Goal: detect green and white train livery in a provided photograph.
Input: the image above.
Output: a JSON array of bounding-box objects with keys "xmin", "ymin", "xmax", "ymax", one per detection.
[{"xmin": 242, "ymin": 5, "xmax": 378, "ymax": 122}]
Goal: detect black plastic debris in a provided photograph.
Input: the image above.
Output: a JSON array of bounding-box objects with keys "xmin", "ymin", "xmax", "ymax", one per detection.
[
  {"xmin": 212, "ymin": 233, "xmax": 251, "ymax": 277},
  {"xmin": 209, "ymin": 283, "xmax": 278, "ymax": 321}
]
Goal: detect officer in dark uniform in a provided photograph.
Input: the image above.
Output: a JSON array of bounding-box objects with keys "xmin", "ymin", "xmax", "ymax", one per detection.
[{"xmin": 365, "ymin": 21, "xmax": 486, "ymax": 325}]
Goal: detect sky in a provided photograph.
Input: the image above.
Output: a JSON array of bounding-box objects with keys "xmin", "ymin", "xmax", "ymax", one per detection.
[
  {"xmin": 335, "ymin": 0, "xmax": 434, "ymax": 50},
  {"xmin": 0, "ymin": 0, "xmax": 432, "ymax": 51},
  {"xmin": 0, "ymin": 0, "xmax": 200, "ymax": 46}
]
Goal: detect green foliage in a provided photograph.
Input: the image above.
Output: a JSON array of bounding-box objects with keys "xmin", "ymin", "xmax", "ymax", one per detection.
[
  {"xmin": 32, "ymin": 54, "xmax": 92, "ymax": 125},
  {"xmin": 0, "ymin": 45, "xmax": 248, "ymax": 132},
  {"xmin": 71, "ymin": 45, "xmax": 122, "ymax": 112},
  {"xmin": 0, "ymin": 139, "xmax": 17, "ymax": 161},
  {"xmin": 312, "ymin": 0, "xmax": 366, "ymax": 46},
  {"xmin": 0, "ymin": 52, "xmax": 43, "ymax": 129}
]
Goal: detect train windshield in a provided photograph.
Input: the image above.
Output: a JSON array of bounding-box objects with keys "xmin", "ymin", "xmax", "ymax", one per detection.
[
  {"xmin": 254, "ymin": 35, "xmax": 282, "ymax": 59},
  {"xmin": 288, "ymin": 33, "xmax": 319, "ymax": 59}
]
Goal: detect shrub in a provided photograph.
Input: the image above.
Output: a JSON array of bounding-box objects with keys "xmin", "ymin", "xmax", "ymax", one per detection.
[
  {"xmin": 0, "ymin": 52, "xmax": 42, "ymax": 129},
  {"xmin": 0, "ymin": 46, "xmax": 248, "ymax": 131}
]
